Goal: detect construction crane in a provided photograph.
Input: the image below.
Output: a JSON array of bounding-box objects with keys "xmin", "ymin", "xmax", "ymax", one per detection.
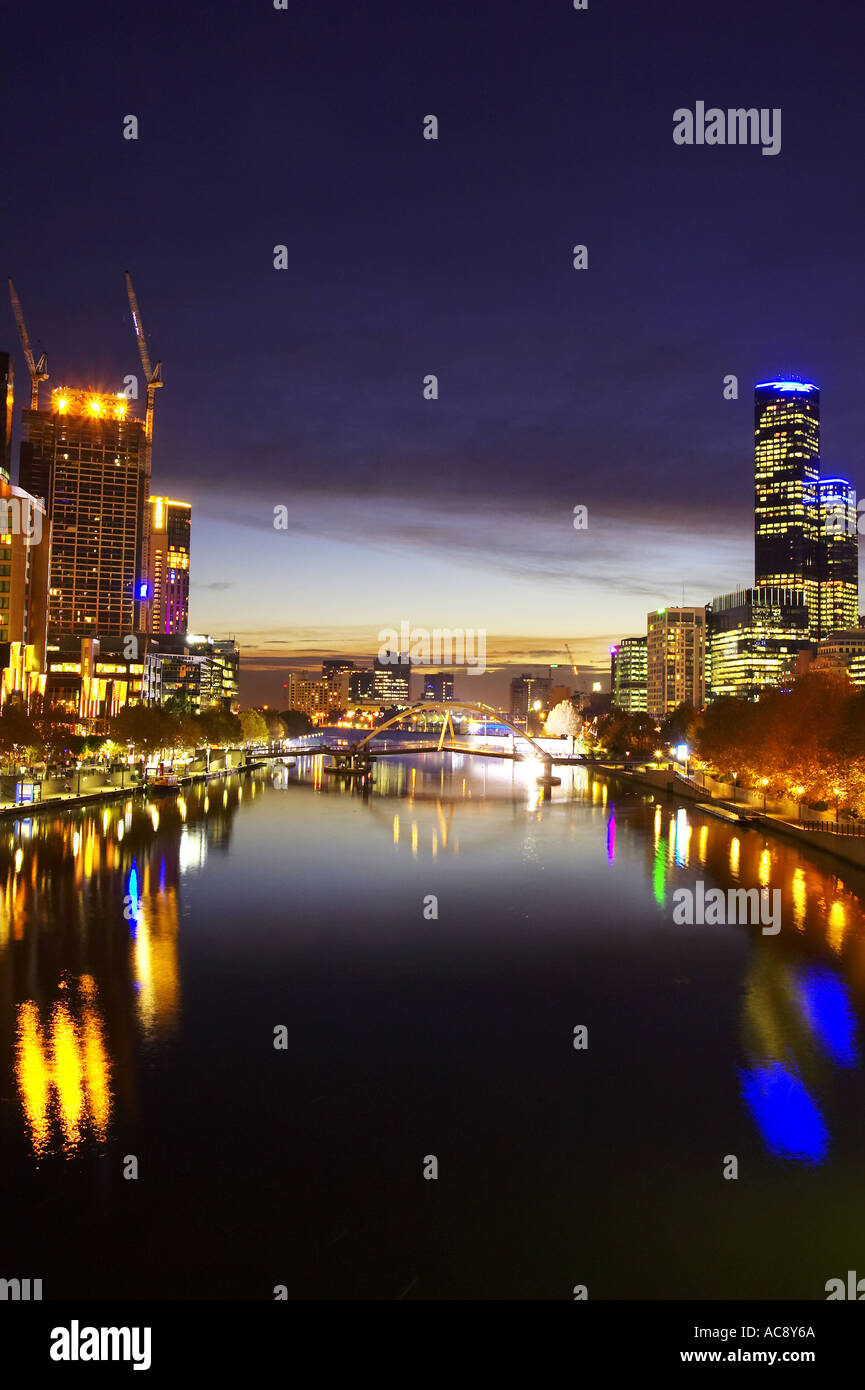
[
  {"xmin": 563, "ymin": 642, "xmax": 579, "ymax": 677},
  {"xmin": 124, "ymin": 270, "xmax": 163, "ymax": 445},
  {"xmin": 8, "ymin": 278, "xmax": 48, "ymax": 408}
]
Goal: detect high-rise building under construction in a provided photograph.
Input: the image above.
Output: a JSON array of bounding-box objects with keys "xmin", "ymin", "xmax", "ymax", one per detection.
[{"xmin": 19, "ymin": 385, "xmax": 150, "ymax": 635}]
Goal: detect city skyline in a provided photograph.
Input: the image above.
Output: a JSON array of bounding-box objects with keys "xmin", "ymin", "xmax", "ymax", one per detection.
[{"xmin": 5, "ymin": 1, "xmax": 865, "ymax": 706}]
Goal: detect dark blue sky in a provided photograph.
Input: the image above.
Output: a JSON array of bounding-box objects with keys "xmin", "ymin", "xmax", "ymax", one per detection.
[{"xmin": 4, "ymin": 0, "xmax": 864, "ymax": 704}]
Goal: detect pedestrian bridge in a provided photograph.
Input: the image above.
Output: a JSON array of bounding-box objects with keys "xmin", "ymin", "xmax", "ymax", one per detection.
[{"xmin": 287, "ymin": 701, "xmax": 580, "ymax": 767}]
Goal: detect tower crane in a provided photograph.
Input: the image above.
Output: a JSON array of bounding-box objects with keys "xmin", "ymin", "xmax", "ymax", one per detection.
[
  {"xmin": 124, "ymin": 271, "xmax": 163, "ymax": 445},
  {"xmin": 563, "ymin": 642, "xmax": 579, "ymax": 677},
  {"xmin": 8, "ymin": 278, "xmax": 48, "ymax": 408}
]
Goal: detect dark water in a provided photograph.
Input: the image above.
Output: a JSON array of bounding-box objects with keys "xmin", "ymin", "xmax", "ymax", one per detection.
[{"xmin": 2, "ymin": 756, "xmax": 865, "ymax": 1300}]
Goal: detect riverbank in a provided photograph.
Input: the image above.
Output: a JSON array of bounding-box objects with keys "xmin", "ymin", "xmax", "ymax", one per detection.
[
  {"xmin": 0, "ymin": 758, "xmax": 267, "ymax": 821},
  {"xmin": 601, "ymin": 763, "xmax": 865, "ymax": 871}
]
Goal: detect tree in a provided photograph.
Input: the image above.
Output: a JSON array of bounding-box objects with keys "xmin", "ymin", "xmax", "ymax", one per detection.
[
  {"xmin": 660, "ymin": 703, "xmax": 696, "ymax": 748},
  {"xmin": 279, "ymin": 709, "xmax": 314, "ymax": 738},
  {"xmin": 544, "ymin": 700, "xmax": 582, "ymax": 738},
  {"xmin": 0, "ymin": 702, "xmax": 39, "ymax": 763},
  {"xmin": 239, "ymin": 709, "xmax": 269, "ymax": 744},
  {"xmin": 164, "ymin": 690, "xmax": 194, "ymax": 716},
  {"xmin": 108, "ymin": 706, "xmax": 172, "ymax": 759}
]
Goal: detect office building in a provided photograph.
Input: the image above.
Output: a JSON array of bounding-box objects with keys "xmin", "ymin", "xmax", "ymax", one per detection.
[
  {"xmin": 44, "ymin": 635, "xmax": 146, "ymax": 726},
  {"xmin": 610, "ymin": 636, "xmax": 647, "ymax": 712},
  {"xmin": 0, "ymin": 363, "xmax": 51, "ymax": 708},
  {"xmin": 814, "ymin": 478, "xmax": 859, "ymax": 637},
  {"xmin": 348, "ymin": 669, "xmax": 375, "ymax": 702},
  {"xmin": 142, "ymin": 635, "xmax": 239, "ymax": 712},
  {"xmin": 421, "ymin": 672, "xmax": 454, "ymax": 702},
  {"xmin": 144, "ymin": 496, "xmax": 190, "ymax": 635},
  {"xmin": 708, "ymin": 588, "xmax": 812, "ymax": 702},
  {"xmin": 322, "ymin": 659, "xmax": 355, "ymax": 714},
  {"xmin": 813, "ymin": 630, "xmax": 865, "ymax": 686},
  {"xmin": 754, "ymin": 379, "xmax": 821, "ymax": 630},
  {"xmin": 19, "ymin": 386, "xmax": 150, "ymax": 636},
  {"xmin": 510, "ymin": 673, "xmax": 552, "ymax": 725},
  {"xmin": 373, "ymin": 652, "xmax": 410, "ymax": 707},
  {"xmin": 646, "ymin": 607, "xmax": 707, "ymax": 718}
]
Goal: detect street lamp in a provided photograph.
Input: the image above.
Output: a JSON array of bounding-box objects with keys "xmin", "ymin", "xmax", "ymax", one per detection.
[
  {"xmin": 792, "ymin": 784, "xmax": 804, "ymax": 822},
  {"xmin": 760, "ymin": 776, "xmax": 769, "ymax": 812}
]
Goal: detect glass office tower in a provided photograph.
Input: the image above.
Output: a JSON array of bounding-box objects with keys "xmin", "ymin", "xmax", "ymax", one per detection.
[{"xmin": 754, "ymin": 379, "xmax": 821, "ymax": 634}]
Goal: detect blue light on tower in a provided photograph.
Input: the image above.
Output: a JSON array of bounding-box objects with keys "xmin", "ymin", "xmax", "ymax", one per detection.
[
  {"xmin": 755, "ymin": 380, "xmax": 818, "ymax": 393},
  {"xmin": 138, "ymin": 582, "xmax": 149, "ymax": 600}
]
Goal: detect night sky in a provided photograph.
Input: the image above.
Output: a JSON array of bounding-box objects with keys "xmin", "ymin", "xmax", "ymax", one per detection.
[{"xmin": 3, "ymin": 0, "xmax": 865, "ymax": 706}]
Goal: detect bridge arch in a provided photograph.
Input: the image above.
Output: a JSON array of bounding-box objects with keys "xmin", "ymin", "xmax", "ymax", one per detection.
[{"xmin": 353, "ymin": 700, "xmax": 555, "ymax": 760}]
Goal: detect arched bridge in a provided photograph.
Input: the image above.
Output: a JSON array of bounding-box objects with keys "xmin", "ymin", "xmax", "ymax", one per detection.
[{"xmin": 352, "ymin": 700, "xmax": 552, "ymax": 757}]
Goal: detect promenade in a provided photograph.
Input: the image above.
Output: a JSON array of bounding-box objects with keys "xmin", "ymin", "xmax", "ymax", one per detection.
[{"xmin": 602, "ymin": 761, "xmax": 865, "ymax": 871}]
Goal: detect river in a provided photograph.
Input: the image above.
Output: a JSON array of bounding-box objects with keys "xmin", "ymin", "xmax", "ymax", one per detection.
[{"xmin": 2, "ymin": 756, "xmax": 864, "ymax": 1299}]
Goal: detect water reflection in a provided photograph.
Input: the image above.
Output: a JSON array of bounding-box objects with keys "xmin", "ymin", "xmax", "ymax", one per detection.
[
  {"xmin": 280, "ymin": 755, "xmax": 865, "ymax": 1170},
  {"xmin": 5, "ymin": 756, "xmax": 865, "ymax": 1195},
  {"xmin": 15, "ymin": 977, "xmax": 111, "ymax": 1158},
  {"xmin": 0, "ymin": 777, "xmax": 248, "ymax": 1160}
]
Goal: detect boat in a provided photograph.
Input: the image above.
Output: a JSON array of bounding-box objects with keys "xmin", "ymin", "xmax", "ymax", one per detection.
[{"xmin": 147, "ymin": 773, "xmax": 181, "ymax": 796}]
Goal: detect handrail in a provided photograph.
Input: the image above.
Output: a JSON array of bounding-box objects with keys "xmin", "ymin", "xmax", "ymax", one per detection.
[{"xmin": 800, "ymin": 818, "xmax": 865, "ymax": 838}]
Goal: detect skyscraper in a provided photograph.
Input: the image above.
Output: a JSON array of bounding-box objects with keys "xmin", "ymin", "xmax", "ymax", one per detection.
[
  {"xmin": 0, "ymin": 352, "xmax": 13, "ymax": 482},
  {"xmin": 814, "ymin": 478, "xmax": 858, "ymax": 638},
  {"xmin": 373, "ymin": 652, "xmax": 410, "ymax": 707},
  {"xmin": 19, "ymin": 386, "xmax": 150, "ymax": 636},
  {"xmin": 753, "ymin": 379, "xmax": 821, "ymax": 632},
  {"xmin": 610, "ymin": 636, "xmax": 647, "ymax": 712},
  {"xmin": 144, "ymin": 495, "xmax": 191, "ymax": 635},
  {"xmin": 646, "ymin": 607, "xmax": 706, "ymax": 718}
]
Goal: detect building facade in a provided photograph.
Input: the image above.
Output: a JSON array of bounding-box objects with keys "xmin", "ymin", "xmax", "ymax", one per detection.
[
  {"xmin": 814, "ymin": 478, "xmax": 859, "ymax": 638},
  {"xmin": 0, "ymin": 352, "xmax": 13, "ymax": 482},
  {"xmin": 19, "ymin": 386, "xmax": 150, "ymax": 636},
  {"xmin": 373, "ymin": 652, "xmax": 411, "ymax": 707},
  {"xmin": 813, "ymin": 629, "xmax": 865, "ymax": 686},
  {"xmin": 708, "ymin": 587, "xmax": 811, "ymax": 702},
  {"xmin": 754, "ymin": 379, "xmax": 821, "ymax": 627},
  {"xmin": 0, "ymin": 359, "xmax": 52, "ymax": 707},
  {"xmin": 283, "ymin": 672, "xmax": 331, "ymax": 721},
  {"xmin": 420, "ymin": 672, "xmax": 455, "ymax": 702},
  {"xmin": 142, "ymin": 636, "xmax": 239, "ymax": 712},
  {"xmin": 509, "ymin": 673, "xmax": 552, "ymax": 724},
  {"xmin": 347, "ymin": 669, "xmax": 375, "ymax": 702},
  {"xmin": 144, "ymin": 496, "xmax": 190, "ymax": 635},
  {"xmin": 646, "ymin": 607, "xmax": 707, "ymax": 718},
  {"xmin": 753, "ymin": 380, "xmax": 859, "ymax": 641},
  {"xmin": 44, "ymin": 635, "xmax": 145, "ymax": 726},
  {"xmin": 610, "ymin": 636, "xmax": 647, "ymax": 712}
]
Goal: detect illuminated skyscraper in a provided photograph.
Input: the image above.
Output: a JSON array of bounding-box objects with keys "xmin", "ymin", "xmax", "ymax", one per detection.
[
  {"xmin": 144, "ymin": 495, "xmax": 190, "ymax": 635},
  {"xmin": 19, "ymin": 386, "xmax": 149, "ymax": 635},
  {"xmin": 708, "ymin": 588, "xmax": 811, "ymax": 702},
  {"xmin": 0, "ymin": 352, "xmax": 13, "ymax": 482},
  {"xmin": 373, "ymin": 652, "xmax": 411, "ymax": 707},
  {"xmin": 646, "ymin": 607, "xmax": 706, "ymax": 718},
  {"xmin": 814, "ymin": 478, "xmax": 858, "ymax": 638},
  {"xmin": 610, "ymin": 636, "xmax": 647, "ymax": 712},
  {"xmin": 753, "ymin": 379, "xmax": 820, "ymax": 633}
]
